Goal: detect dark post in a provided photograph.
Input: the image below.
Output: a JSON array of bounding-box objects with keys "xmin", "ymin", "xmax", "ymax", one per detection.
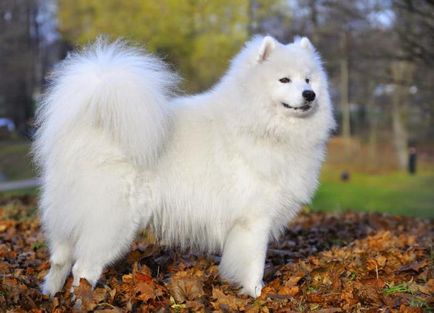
[{"xmin": 408, "ymin": 146, "xmax": 417, "ymax": 175}]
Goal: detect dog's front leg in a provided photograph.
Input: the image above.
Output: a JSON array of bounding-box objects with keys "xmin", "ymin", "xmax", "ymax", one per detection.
[{"xmin": 219, "ymin": 218, "xmax": 270, "ymax": 297}]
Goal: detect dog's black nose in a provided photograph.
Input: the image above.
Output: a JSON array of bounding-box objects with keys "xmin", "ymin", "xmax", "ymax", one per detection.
[{"xmin": 302, "ymin": 90, "xmax": 316, "ymax": 102}]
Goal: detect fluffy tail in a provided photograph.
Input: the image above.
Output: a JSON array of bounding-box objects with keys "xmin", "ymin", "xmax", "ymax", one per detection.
[{"xmin": 33, "ymin": 39, "xmax": 178, "ymax": 168}]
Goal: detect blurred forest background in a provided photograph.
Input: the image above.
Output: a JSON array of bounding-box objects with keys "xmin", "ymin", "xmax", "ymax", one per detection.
[{"xmin": 0, "ymin": 0, "xmax": 433, "ymax": 217}]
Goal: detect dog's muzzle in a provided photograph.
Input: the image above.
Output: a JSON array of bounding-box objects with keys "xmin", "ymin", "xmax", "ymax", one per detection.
[{"xmin": 281, "ymin": 102, "xmax": 312, "ymax": 112}]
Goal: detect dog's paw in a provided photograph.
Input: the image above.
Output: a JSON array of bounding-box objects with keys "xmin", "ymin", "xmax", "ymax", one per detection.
[
  {"xmin": 239, "ymin": 281, "xmax": 264, "ymax": 298},
  {"xmin": 41, "ymin": 281, "xmax": 59, "ymax": 298}
]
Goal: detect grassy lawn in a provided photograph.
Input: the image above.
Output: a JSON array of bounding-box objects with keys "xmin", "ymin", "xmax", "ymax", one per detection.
[
  {"xmin": 0, "ymin": 141, "xmax": 35, "ymax": 181},
  {"xmin": 311, "ymin": 167, "xmax": 434, "ymax": 218},
  {"xmin": 0, "ymin": 187, "xmax": 38, "ymax": 198}
]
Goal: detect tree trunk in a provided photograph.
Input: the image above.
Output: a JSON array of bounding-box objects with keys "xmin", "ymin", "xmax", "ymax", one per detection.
[
  {"xmin": 340, "ymin": 31, "xmax": 351, "ymax": 140},
  {"xmin": 308, "ymin": 0, "xmax": 319, "ymax": 44},
  {"xmin": 390, "ymin": 61, "xmax": 414, "ymax": 170},
  {"xmin": 366, "ymin": 81, "xmax": 378, "ymax": 164},
  {"xmin": 247, "ymin": 0, "xmax": 257, "ymax": 37}
]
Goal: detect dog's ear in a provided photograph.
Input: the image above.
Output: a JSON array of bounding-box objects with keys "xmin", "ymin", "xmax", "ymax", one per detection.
[
  {"xmin": 258, "ymin": 36, "xmax": 276, "ymax": 62},
  {"xmin": 299, "ymin": 37, "xmax": 314, "ymax": 51}
]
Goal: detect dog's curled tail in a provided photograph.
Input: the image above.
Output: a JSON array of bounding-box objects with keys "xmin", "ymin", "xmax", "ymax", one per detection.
[{"xmin": 34, "ymin": 39, "xmax": 178, "ymax": 168}]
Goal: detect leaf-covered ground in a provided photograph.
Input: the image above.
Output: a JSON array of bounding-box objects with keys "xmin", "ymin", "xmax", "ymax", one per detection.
[{"xmin": 0, "ymin": 196, "xmax": 433, "ymax": 312}]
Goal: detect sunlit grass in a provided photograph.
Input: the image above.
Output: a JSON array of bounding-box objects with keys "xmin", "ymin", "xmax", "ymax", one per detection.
[
  {"xmin": 311, "ymin": 166, "xmax": 434, "ymax": 218},
  {"xmin": 383, "ymin": 282, "xmax": 413, "ymax": 295},
  {"xmin": 0, "ymin": 187, "xmax": 38, "ymax": 197}
]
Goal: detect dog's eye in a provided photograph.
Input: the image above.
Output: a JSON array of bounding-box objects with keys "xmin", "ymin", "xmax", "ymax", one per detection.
[
  {"xmin": 279, "ymin": 77, "xmax": 291, "ymax": 83},
  {"xmin": 305, "ymin": 78, "xmax": 310, "ymax": 83}
]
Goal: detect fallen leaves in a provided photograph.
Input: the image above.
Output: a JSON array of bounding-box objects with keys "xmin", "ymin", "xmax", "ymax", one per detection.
[
  {"xmin": 0, "ymin": 195, "xmax": 433, "ymax": 312},
  {"xmin": 211, "ymin": 288, "xmax": 248, "ymax": 311},
  {"xmin": 169, "ymin": 271, "xmax": 205, "ymax": 303}
]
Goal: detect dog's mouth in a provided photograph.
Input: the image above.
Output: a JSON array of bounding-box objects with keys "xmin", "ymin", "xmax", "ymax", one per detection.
[{"xmin": 281, "ymin": 102, "xmax": 312, "ymax": 112}]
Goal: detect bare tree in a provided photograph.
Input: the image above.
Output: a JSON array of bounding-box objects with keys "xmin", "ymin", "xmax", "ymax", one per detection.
[
  {"xmin": 0, "ymin": 0, "xmax": 39, "ymax": 129},
  {"xmin": 339, "ymin": 31, "xmax": 351, "ymax": 140},
  {"xmin": 390, "ymin": 61, "xmax": 414, "ymax": 169},
  {"xmin": 393, "ymin": 0, "xmax": 434, "ymax": 66}
]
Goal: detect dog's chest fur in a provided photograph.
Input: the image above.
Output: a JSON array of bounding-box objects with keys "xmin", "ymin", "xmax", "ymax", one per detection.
[{"xmin": 138, "ymin": 108, "xmax": 325, "ymax": 251}]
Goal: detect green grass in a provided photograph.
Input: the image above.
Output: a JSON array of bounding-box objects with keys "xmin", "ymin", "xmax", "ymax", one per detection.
[
  {"xmin": 383, "ymin": 282, "xmax": 413, "ymax": 295},
  {"xmin": 0, "ymin": 141, "xmax": 35, "ymax": 180},
  {"xmin": 0, "ymin": 187, "xmax": 38, "ymax": 198},
  {"xmin": 383, "ymin": 282, "xmax": 432, "ymax": 311},
  {"xmin": 311, "ymin": 167, "xmax": 434, "ymax": 218}
]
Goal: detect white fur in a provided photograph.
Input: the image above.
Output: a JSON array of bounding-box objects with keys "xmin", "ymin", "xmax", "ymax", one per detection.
[{"xmin": 33, "ymin": 36, "xmax": 335, "ymax": 298}]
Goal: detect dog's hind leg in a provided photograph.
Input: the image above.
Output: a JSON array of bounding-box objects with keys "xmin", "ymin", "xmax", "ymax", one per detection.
[
  {"xmin": 219, "ymin": 218, "xmax": 270, "ymax": 298},
  {"xmin": 70, "ymin": 171, "xmax": 143, "ymax": 289},
  {"xmin": 42, "ymin": 240, "xmax": 73, "ymax": 296},
  {"xmin": 71, "ymin": 217, "xmax": 139, "ymax": 289}
]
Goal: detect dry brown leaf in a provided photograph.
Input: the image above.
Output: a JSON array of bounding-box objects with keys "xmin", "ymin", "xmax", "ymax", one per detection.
[
  {"xmin": 73, "ymin": 278, "xmax": 106, "ymax": 312},
  {"xmin": 211, "ymin": 288, "xmax": 248, "ymax": 311},
  {"xmin": 134, "ymin": 281, "xmax": 157, "ymax": 302},
  {"xmin": 169, "ymin": 275, "xmax": 205, "ymax": 303},
  {"xmin": 278, "ymin": 286, "xmax": 300, "ymax": 297}
]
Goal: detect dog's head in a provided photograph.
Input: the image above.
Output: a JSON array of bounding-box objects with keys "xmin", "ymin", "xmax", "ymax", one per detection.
[
  {"xmin": 257, "ymin": 36, "xmax": 322, "ymax": 116},
  {"xmin": 226, "ymin": 35, "xmax": 334, "ymax": 138}
]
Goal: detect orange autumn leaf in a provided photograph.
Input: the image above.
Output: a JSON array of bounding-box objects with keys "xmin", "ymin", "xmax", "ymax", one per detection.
[{"xmin": 278, "ymin": 286, "xmax": 300, "ymax": 297}]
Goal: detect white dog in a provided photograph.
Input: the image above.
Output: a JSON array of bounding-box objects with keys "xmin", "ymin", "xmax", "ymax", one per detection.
[{"xmin": 33, "ymin": 35, "xmax": 335, "ymax": 298}]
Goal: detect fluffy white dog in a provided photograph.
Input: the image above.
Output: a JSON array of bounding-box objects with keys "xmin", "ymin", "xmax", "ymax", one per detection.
[{"xmin": 33, "ymin": 35, "xmax": 335, "ymax": 298}]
